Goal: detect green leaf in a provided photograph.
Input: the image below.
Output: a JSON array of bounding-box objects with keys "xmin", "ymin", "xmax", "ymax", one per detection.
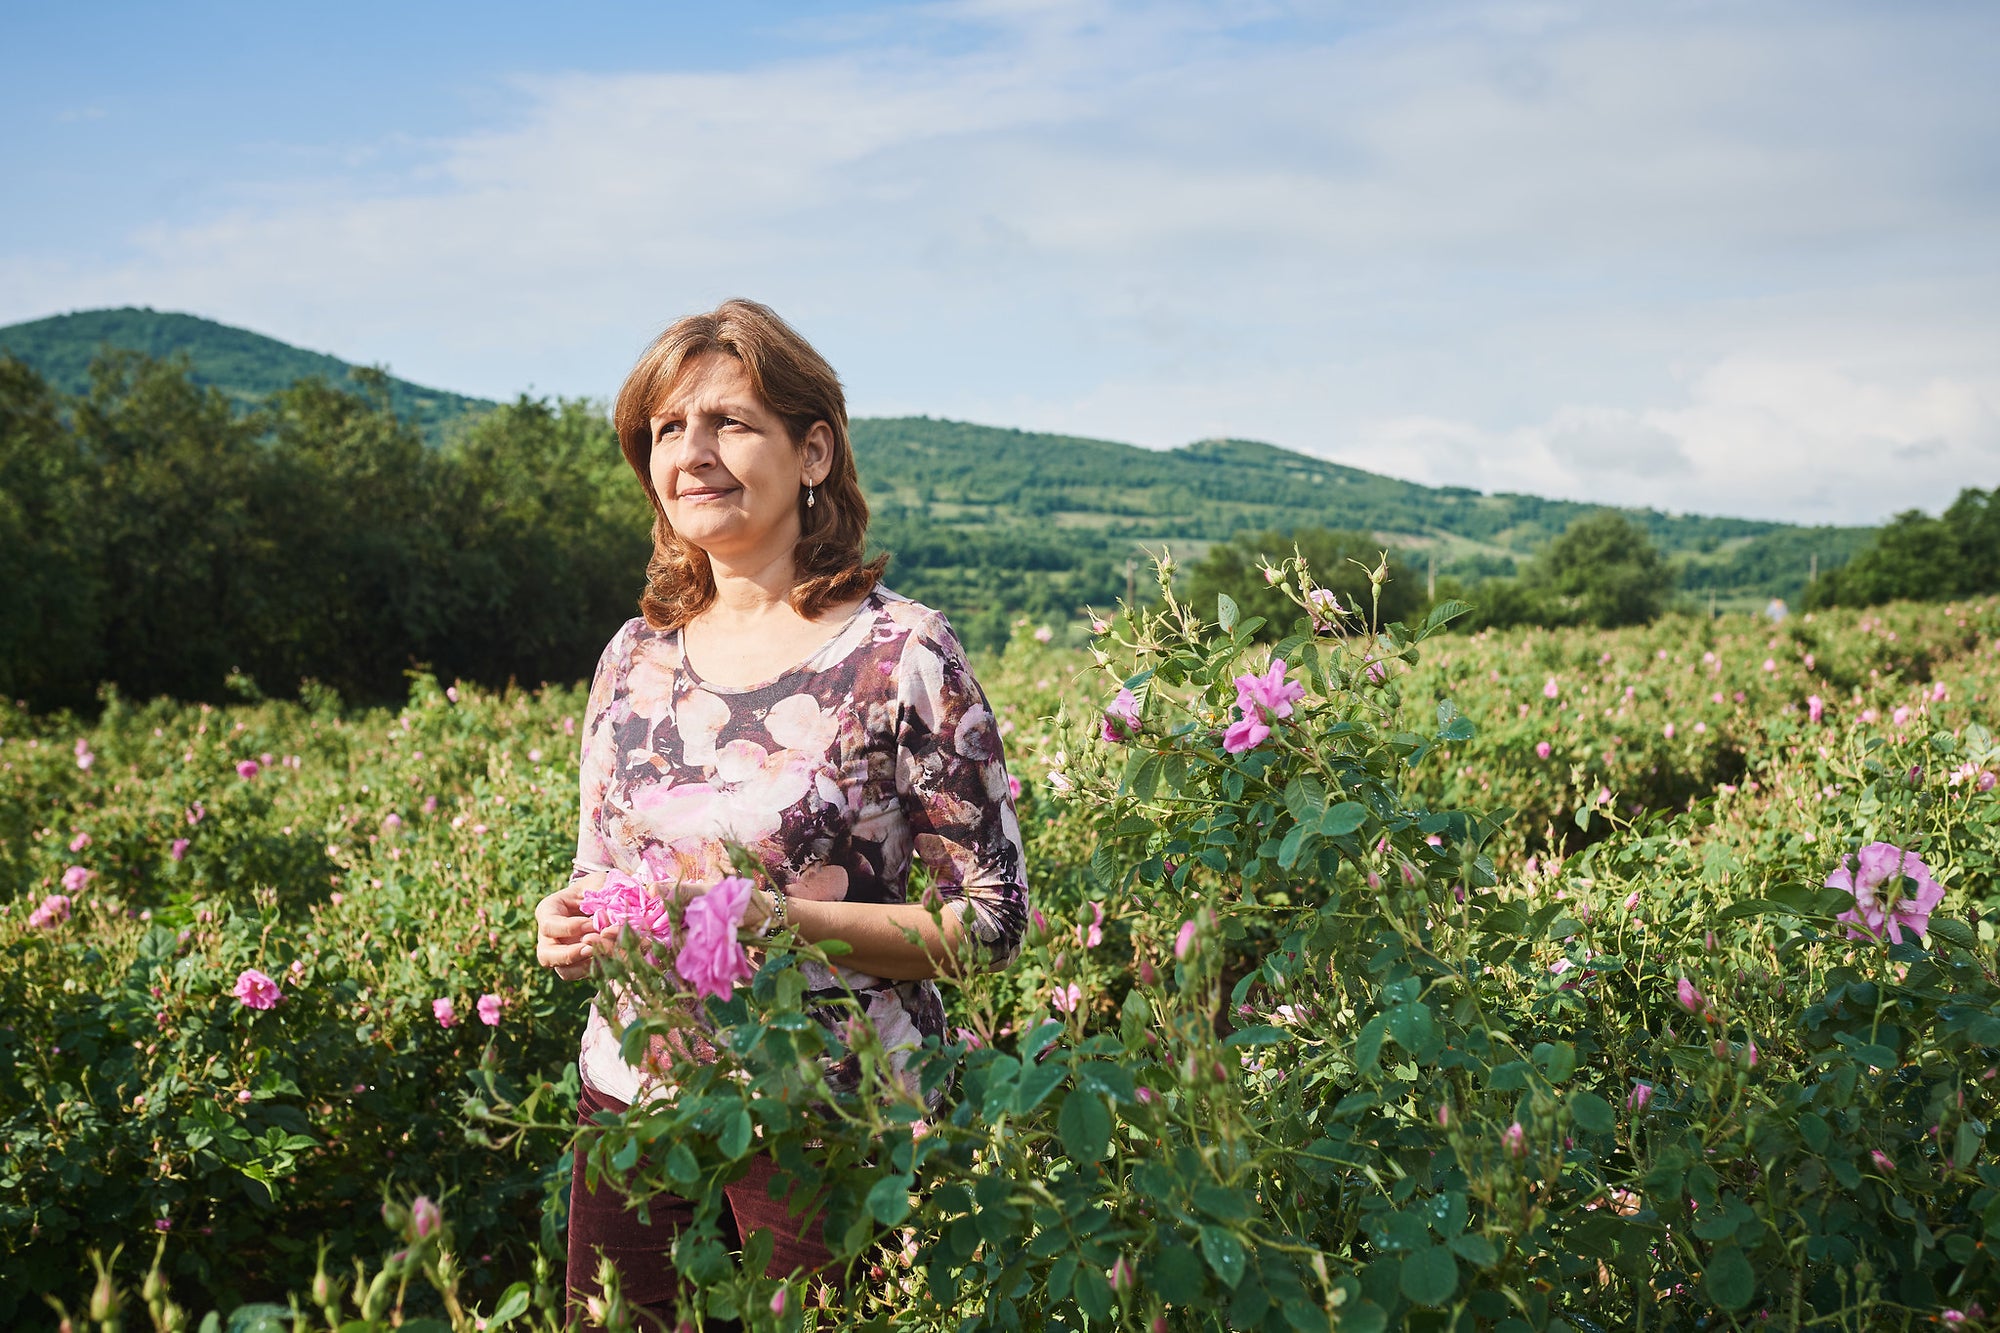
[
  {"xmin": 1199, "ymin": 1225, "xmax": 1247, "ymax": 1288},
  {"xmin": 1703, "ymin": 1243, "xmax": 1755, "ymax": 1310},
  {"xmin": 1928, "ymin": 917, "xmax": 1978, "ymax": 949},
  {"xmin": 1355, "ymin": 1014, "xmax": 1388, "ymax": 1075},
  {"xmin": 1091, "ymin": 841, "xmax": 1123, "ymax": 890},
  {"xmin": 866, "ymin": 1174, "xmax": 913, "ymax": 1226},
  {"xmin": 1013, "ymin": 1062, "xmax": 1068, "ymax": 1114},
  {"xmin": 1533, "ymin": 1041, "xmax": 1577, "ymax": 1084},
  {"xmin": 664, "ymin": 1142, "xmax": 699, "ymax": 1185},
  {"xmin": 486, "ymin": 1283, "xmax": 531, "ymax": 1328},
  {"xmin": 1058, "ymin": 1090, "xmax": 1112, "ymax": 1163},
  {"xmin": 1568, "ymin": 1091, "xmax": 1616, "ymax": 1136},
  {"xmin": 1224, "ymin": 1024, "xmax": 1288, "ymax": 1048},
  {"xmin": 719, "ymin": 1109, "xmax": 753, "ymax": 1159},
  {"xmin": 1419, "ymin": 599, "xmax": 1472, "ymax": 638},
  {"xmin": 1320, "ymin": 801, "xmax": 1367, "ymax": 837},
  {"xmin": 1020, "ymin": 1020, "xmax": 1064, "ymax": 1062},
  {"xmin": 1077, "ymin": 1060, "xmax": 1137, "ymax": 1103},
  {"xmin": 1277, "ymin": 823, "xmax": 1306, "ymax": 869},
  {"xmin": 1716, "ymin": 898, "xmax": 1789, "ymax": 923},
  {"xmin": 1218, "ymin": 593, "xmax": 1239, "ymax": 633},
  {"xmin": 1398, "ymin": 1245, "xmax": 1458, "ymax": 1306},
  {"xmin": 1448, "ymin": 1234, "xmax": 1498, "ymax": 1269}
]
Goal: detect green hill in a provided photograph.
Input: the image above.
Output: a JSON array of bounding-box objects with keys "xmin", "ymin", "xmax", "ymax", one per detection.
[
  {"xmin": 0, "ymin": 307, "xmax": 494, "ymax": 441},
  {"xmin": 0, "ymin": 308, "xmax": 1872, "ymax": 627}
]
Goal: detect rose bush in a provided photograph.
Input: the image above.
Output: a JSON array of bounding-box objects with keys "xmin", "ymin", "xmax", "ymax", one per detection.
[{"xmin": 5, "ymin": 582, "xmax": 2000, "ymax": 1331}]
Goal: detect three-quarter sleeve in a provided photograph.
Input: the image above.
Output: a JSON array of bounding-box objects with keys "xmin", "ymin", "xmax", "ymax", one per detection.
[
  {"xmin": 572, "ymin": 621, "xmax": 633, "ymax": 880},
  {"xmin": 893, "ymin": 615, "xmax": 1030, "ymax": 967}
]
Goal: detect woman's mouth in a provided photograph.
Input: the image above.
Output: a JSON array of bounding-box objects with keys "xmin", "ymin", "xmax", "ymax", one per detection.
[{"xmin": 679, "ymin": 486, "xmax": 736, "ymax": 504}]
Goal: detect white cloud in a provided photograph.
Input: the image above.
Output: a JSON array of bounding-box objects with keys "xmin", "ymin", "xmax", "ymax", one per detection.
[{"xmin": 3, "ymin": 0, "xmax": 1996, "ymax": 524}]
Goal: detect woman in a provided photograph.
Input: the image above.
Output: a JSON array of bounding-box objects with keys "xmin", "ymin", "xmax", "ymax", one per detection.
[{"xmin": 533, "ymin": 300, "xmax": 1029, "ymax": 1329}]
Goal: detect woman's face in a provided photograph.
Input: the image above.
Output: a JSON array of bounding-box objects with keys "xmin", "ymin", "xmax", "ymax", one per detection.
[{"xmin": 648, "ymin": 352, "xmax": 830, "ymax": 571}]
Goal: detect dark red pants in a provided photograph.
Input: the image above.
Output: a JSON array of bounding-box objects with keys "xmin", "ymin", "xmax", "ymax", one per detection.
[{"xmin": 566, "ymin": 1082, "xmax": 839, "ymax": 1331}]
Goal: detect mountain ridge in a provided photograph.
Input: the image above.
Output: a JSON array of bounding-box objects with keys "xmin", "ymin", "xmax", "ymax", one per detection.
[{"xmin": 0, "ymin": 307, "xmax": 1872, "ymax": 603}]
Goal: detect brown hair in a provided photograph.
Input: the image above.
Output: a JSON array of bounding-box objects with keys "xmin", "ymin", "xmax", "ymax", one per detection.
[{"xmin": 613, "ymin": 299, "xmax": 887, "ymax": 631}]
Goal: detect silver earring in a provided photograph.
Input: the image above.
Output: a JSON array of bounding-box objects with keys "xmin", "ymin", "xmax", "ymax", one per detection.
[{"xmin": 806, "ymin": 481, "xmax": 816, "ymax": 509}]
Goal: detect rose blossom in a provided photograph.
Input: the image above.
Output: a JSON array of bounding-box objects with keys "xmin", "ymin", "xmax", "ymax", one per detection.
[
  {"xmin": 1101, "ymin": 689, "xmax": 1142, "ymax": 744},
  {"xmin": 27, "ymin": 894, "xmax": 72, "ymax": 928},
  {"xmin": 1627, "ymin": 1082, "xmax": 1653, "ymax": 1111},
  {"xmin": 1051, "ymin": 982, "xmax": 1083, "ymax": 1014},
  {"xmin": 1807, "ymin": 694, "xmax": 1825, "ymax": 723},
  {"xmin": 1676, "ymin": 977, "xmax": 1704, "ymax": 1013},
  {"xmin": 170, "ymin": 838, "xmax": 189, "ymax": 861},
  {"xmin": 412, "ymin": 1196, "xmax": 442, "ymax": 1238},
  {"xmin": 1827, "ymin": 842, "xmax": 1945, "ymax": 944},
  {"xmin": 477, "ymin": 993, "xmax": 504, "ymax": 1026},
  {"xmin": 61, "ymin": 865, "xmax": 93, "ymax": 893},
  {"xmin": 580, "ymin": 871, "xmax": 675, "ymax": 947},
  {"xmin": 233, "ymin": 969, "xmax": 281, "ymax": 1010},
  {"xmin": 433, "ymin": 997, "xmax": 458, "ymax": 1028},
  {"xmin": 1543, "ymin": 677, "xmax": 1560, "ymax": 700},
  {"xmin": 1535, "ymin": 741, "xmax": 1552, "ymax": 760},
  {"xmin": 1173, "ymin": 920, "xmax": 1198, "ymax": 960},
  {"xmin": 675, "ymin": 876, "xmax": 758, "ymax": 1001},
  {"xmin": 236, "ymin": 759, "xmax": 260, "ymax": 779}
]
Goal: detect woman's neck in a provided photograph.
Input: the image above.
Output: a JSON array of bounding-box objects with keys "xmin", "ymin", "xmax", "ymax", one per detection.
[{"xmin": 701, "ymin": 548, "xmax": 803, "ymax": 628}]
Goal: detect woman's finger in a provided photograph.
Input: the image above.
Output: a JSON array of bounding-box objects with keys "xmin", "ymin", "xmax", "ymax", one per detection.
[{"xmin": 540, "ymin": 913, "xmax": 594, "ymax": 943}]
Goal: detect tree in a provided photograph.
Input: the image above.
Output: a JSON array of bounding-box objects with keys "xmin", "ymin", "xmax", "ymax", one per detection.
[
  {"xmin": 1532, "ymin": 510, "xmax": 1674, "ymax": 628},
  {"xmin": 1184, "ymin": 527, "xmax": 1424, "ymax": 638},
  {"xmin": 1808, "ymin": 487, "xmax": 1997, "ymax": 609}
]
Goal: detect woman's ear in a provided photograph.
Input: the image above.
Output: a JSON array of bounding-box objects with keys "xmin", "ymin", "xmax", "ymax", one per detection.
[{"xmin": 801, "ymin": 420, "xmax": 835, "ymax": 485}]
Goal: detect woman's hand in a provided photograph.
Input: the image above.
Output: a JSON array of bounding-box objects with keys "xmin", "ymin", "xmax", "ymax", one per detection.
[{"xmin": 536, "ymin": 877, "xmax": 608, "ymax": 980}]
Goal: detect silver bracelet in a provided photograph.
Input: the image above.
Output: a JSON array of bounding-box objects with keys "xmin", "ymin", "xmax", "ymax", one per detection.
[{"xmin": 764, "ymin": 887, "xmax": 788, "ymax": 937}]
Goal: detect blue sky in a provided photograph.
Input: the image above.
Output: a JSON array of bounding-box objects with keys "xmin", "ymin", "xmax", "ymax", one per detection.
[{"xmin": 5, "ymin": 1, "xmax": 1997, "ymax": 524}]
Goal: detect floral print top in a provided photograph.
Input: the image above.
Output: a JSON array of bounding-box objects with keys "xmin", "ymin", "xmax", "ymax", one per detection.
[{"xmin": 571, "ymin": 585, "xmax": 1029, "ymax": 1108}]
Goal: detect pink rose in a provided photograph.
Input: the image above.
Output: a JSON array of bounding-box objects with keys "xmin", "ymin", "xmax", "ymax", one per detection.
[
  {"xmin": 433, "ymin": 997, "xmax": 457, "ymax": 1027},
  {"xmin": 1007, "ymin": 774, "xmax": 1022, "ymax": 800},
  {"xmin": 1543, "ymin": 677, "xmax": 1560, "ymax": 700},
  {"xmin": 675, "ymin": 876, "xmax": 757, "ymax": 1001},
  {"xmin": 233, "ymin": 969, "xmax": 281, "ymax": 1010},
  {"xmin": 1222, "ymin": 714, "xmax": 1271, "ymax": 753},
  {"xmin": 476, "ymin": 993, "xmax": 503, "ymax": 1026},
  {"xmin": 1503, "ymin": 1122, "xmax": 1527, "ymax": 1157},
  {"xmin": 1051, "ymin": 982, "xmax": 1083, "ymax": 1014},
  {"xmin": 580, "ymin": 871, "xmax": 675, "ymax": 946},
  {"xmin": 27, "ymin": 894, "xmax": 72, "ymax": 928},
  {"xmin": 170, "ymin": 838, "xmax": 189, "ymax": 861},
  {"xmin": 61, "ymin": 865, "xmax": 93, "ymax": 893},
  {"xmin": 1174, "ymin": 919, "xmax": 1198, "ymax": 960},
  {"xmin": 1535, "ymin": 741, "xmax": 1552, "ymax": 760},
  {"xmin": 412, "ymin": 1195, "xmax": 442, "ymax": 1238},
  {"xmin": 1827, "ymin": 842, "xmax": 1945, "ymax": 944},
  {"xmin": 1627, "ymin": 1082, "xmax": 1653, "ymax": 1111},
  {"xmin": 1676, "ymin": 977, "xmax": 1704, "ymax": 1013},
  {"xmin": 1235, "ymin": 660, "xmax": 1304, "ymax": 720},
  {"xmin": 236, "ymin": 759, "xmax": 260, "ymax": 779},
  {"xmin": 69, "ymin": 832, "xmax": 90, "ymax": 852},
  {"xmin": 1807, "ymin": 694, "xmax": 1825, "ymax": 724},
  {"xmin": 1100, "ymin": 689, "xmax": 1142, "ymax": 744}
]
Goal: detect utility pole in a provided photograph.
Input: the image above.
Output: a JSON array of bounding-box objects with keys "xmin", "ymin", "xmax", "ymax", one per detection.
[
  {"xmin": 1427, "ymin": 548, "xmax": 1436, "ymax": 602},
  {"xmin": 1125, "ymin": 557, "xmax": 1135, "ymax": 612},
  {"xmin": 1809, "ymin": 552, "xmax": 1817, "ymax": 584}
]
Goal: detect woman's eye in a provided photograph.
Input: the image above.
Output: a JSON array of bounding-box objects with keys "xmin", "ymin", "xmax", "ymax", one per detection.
[
  {"xmin": 718, "ymin": 416, "xmax": 741, "ymax": 429},
  {"xmin": 658, "ymin": 421, "xmax": 683, "ymax": 437}
]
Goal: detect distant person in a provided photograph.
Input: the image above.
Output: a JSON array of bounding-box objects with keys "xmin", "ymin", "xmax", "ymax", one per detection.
[
  {"xmin": 1766, "ymin": 598, "xmax": 1789, "ymax": 622},
  {"xmin": 532, "ymin": 300, "xmax": 1029, "ymax": 1330}
]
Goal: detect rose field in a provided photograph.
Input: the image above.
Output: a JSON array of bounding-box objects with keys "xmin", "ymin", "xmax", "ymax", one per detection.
[{"xmin": 6, "ymin": 566, "xmax": 2000, "ymax": 1332}]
